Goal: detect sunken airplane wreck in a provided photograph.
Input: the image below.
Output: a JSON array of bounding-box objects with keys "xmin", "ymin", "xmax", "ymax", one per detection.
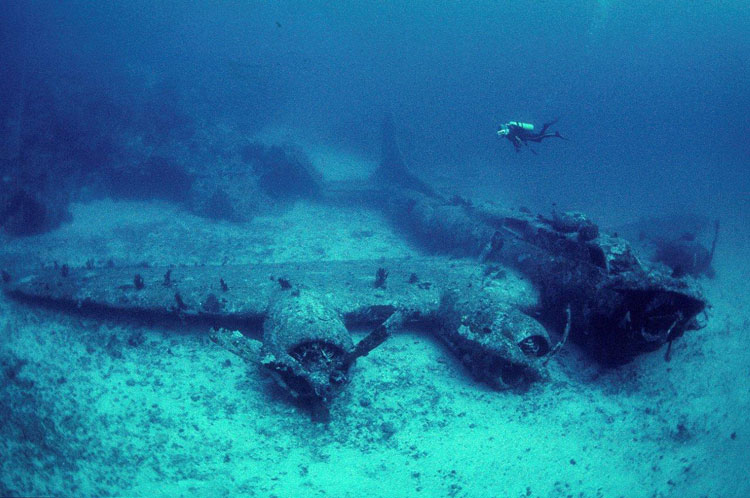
[{"xmin": 2, "ymin": 118, "xmax": 707, "ymax": 417}]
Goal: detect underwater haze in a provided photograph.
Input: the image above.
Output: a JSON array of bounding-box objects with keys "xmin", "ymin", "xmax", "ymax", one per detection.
[
  {"xmin": 1, "ymin": 1, "xmax": 749, "ymax": 497},
  {"xmin": 3, "ymin": 1, "xmax": 748, "ymax": 217}
]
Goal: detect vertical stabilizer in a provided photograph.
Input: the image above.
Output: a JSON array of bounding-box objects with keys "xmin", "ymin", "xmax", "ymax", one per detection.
[{"xmin": 372, "ymin": 115, "xmax": 435, "ymax": 196}]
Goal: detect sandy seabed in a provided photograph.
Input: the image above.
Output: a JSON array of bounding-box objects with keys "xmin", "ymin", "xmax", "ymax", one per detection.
[{"xmin": 1, "ymin": 152, "xmax": 749, "ymax": 498}]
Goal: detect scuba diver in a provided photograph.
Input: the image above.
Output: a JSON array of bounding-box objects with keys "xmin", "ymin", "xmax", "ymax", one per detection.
[{"xmin": 497, "ymin": 119, "xmax": 567, "ymax": 153}]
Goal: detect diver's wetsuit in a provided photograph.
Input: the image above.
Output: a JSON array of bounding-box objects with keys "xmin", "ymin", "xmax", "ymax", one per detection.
[{"xmin": 500, "ymin": 119, "xmax": 566, "ymax": 153}]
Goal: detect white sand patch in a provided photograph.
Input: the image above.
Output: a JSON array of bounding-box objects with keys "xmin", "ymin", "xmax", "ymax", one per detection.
[
  {"xmin": 250, "ymin": 125, "xmax": 377, "ymax": 182},
  {"xmin": 304, "ymin": 142, "xmax": 377, "ymax": 182},
  {"xmin": 0, "ymin": 199, "xmax": 417, "ymax": 267}
]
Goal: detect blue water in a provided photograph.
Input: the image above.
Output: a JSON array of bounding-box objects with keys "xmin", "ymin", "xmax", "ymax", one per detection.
[
  {"xmin": 1, "ymin": 2, "xmax": 749, "ymax": 496},
  {"xmin": 3, "ymin": 1, "xmax": 747, "ymax": 217}
]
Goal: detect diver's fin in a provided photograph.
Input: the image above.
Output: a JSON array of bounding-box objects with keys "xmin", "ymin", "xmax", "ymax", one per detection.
[{"xmin": 539, "ymin": 118, "xmax": 559, "ymax": 134}]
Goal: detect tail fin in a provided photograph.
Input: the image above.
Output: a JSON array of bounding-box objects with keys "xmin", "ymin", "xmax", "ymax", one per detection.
[
  {"xmin": 372, "ymin": 115, "xmax": 435, "ymax": 196},
  {"xmin": 379, "ymin": 114, "xmax": 405, "ymax": 172},
  {"xmin": 707, "ymin": 219, "xmax": 720, "ymax": 267}
]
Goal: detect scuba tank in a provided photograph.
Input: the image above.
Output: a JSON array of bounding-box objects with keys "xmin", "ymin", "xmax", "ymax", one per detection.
[
  {"xmin": 508, "ymin": 121, "xmax": 534, "ymax": 131},
  {"xmin": 497, "ymin": 121, "xmax": 535, "ymax": 138}
]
